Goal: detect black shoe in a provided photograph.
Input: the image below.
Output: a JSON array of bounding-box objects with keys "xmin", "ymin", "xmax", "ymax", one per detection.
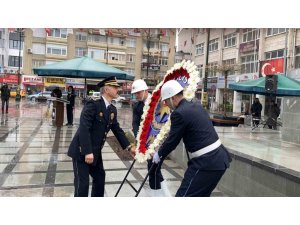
[{"xmin": 65, "ymin": 123, "xmax": 70, "ymax": 126}]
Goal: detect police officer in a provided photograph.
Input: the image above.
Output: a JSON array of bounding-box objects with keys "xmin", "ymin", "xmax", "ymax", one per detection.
[
  {"xmin": 152, "ymin": 80, "xmax": 231, "ymax": 197},
  {"xmin": 131, "ymin": 79, "xmax": 170, "ymax": 196},
  {"xmin": 68, "ymin": 76, "xmax": 134, "ymax": 197}
]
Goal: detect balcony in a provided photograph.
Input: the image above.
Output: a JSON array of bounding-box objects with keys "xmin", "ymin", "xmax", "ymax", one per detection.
[
  {"xmin": 141, "ymin": 62, "xmax": 160, "ymax": 71},
  {"xmin": 142, "ymin": 47, "xmax": 161, "ymax": 56}
]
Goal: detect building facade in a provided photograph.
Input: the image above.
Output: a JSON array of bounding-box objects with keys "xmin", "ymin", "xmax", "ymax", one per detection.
[
  {"xmin": 21, "ymin": 28, "xmax": 175, "ymax": 96},
  {"xmin": 178, "ymin": 28, "xmax": 300, "ymax": 144},
  {"xmin": 0, "ymin": 28, "xmax": 24, "ymax": 90}
]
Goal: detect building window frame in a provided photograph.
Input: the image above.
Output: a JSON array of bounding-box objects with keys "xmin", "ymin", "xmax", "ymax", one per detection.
[
  {"xmin": 209, "ymin": 38, "xmax": 218, "ymax": 52},
  {"xmin": 48, "ymin": 28, "xmax": 67, "ymax": 39},
  {"xmin": 267, "ymin": 28, "xmax": 287, "ymax": 37},
  {"xmin": 265, "ymin": 49, "xmax": 284, "ymax": 60},
  {"xmin": 75, "ymin": 32, "xmax": 87, "ymax": 41},
  {"xmin": 242, "ymin": 29, "xmax": 260, "ymax": 43},
  {"xmin": 241, "ymin": 54, "xmax": 258, "ymax": 74},
  {"xmin": 224, "ymin": 33, "xmax": 236, "ymax": 48},
  {"xmin": 8, "ymin": 55, "xmax": 22, "ymax": 67},
  {"xmin": 159, "ymin": 58, "xmax": 168, "ymax": 66},
  {"xmin": 75, "ymin": 47, "xmax": 87, "ymax": 57},
  {"xmin": 195, "ymin": 43, "xmax": 204, "ymax": 55},
  {"xmin": 46, "ymin": 44, "xmax": 67, "ymax": 56},
  {"xmin": 9, "ymin": 39, "xmax": 23, "ymax": 49}
]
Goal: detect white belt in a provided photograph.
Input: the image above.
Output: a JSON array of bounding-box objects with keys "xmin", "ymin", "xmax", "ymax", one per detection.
[{"xmin": 189, "ymin": 139, "xmax": 222, "ymax": 159}]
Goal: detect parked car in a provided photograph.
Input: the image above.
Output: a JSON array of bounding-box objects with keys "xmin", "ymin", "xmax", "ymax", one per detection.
[
  {"xmin": 88, "ymin": 92, "xmax": 101, "ymax": 100},
  {"xmin": 27, "ymin": 91, "xmax": 52, "ymax": 102}
]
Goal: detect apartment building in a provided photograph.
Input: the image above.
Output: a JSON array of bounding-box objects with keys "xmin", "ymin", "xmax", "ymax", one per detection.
[
  {"xmin": 21, "ymin": 28, "xmax": 175, "ymax": 96},
  {"xmin": 178, "ymin": 28, "xmax": 300, "ymax": 115},
  {"xmin": 0, "ymin": 28, "xmax": 24, "ymax": 89}
]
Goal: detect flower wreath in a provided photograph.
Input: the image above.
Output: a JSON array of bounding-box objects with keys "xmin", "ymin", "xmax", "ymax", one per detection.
[{"xmin": 135, "ymin": 60, "xmax": 200, "ymax": 163}]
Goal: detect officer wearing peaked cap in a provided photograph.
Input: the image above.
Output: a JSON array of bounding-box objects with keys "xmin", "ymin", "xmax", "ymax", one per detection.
[
  {"xmin": 152, "ymin": 80, "xmax": 231, "ymax": 197},
  {"xmin": 68, "ymin": 76, "xmax": 135, "ymax": 197}
]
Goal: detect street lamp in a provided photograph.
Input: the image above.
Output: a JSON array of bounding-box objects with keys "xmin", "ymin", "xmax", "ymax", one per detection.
[
  {"xmin": 201, "ymin": 28, "xmax": 210, "ymax": 110},
  {"xmin": 16, "ymin": 28, "xmax": 24, "ymax": 102}
]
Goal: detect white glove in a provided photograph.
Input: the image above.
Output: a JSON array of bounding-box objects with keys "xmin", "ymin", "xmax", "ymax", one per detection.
[{"xmin": 152, "ymin": 152, "xmax": 161, "ymax": 164}]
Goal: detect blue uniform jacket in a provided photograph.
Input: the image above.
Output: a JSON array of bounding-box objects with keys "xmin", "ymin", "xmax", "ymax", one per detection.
[
  {"xmin": 132, "ymin": 101, "xmax": 144, "ymax": 137},
  {"xmin": 158, "ymin": 99, "xmax": 231, "ymax": 170},
  {"xmin": 67, "ymin": 97, "xmax": 130, "ymax": 166}
]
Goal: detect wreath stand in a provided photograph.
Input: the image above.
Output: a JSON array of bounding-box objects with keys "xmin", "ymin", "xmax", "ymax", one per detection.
[{"xmin": 115, "ymin": 149, "xmax": 190, "ymax": 197}]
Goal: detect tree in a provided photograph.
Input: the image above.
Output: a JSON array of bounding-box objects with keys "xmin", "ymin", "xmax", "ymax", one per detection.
[{"xmin": 216, "ymin": 63, "xmax": 240, "ymax": 117}]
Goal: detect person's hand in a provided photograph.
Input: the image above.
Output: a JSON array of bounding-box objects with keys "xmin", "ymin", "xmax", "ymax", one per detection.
[
  {"xmin": 129, "ymin": 145, "xmax": 136, "ymax": 158},
  {"xmin": 85, "ymin": 153, "xmax": 94, "ymax": 164},
  {"xmin": 152, "ymin": 152, "xmax": 160, "ymax": 164}
]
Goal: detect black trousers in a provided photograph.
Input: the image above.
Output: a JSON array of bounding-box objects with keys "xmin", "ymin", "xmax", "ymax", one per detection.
[
  {"xmin": 147, "ymin": 159, "xmax": 164, "ymax": 189},
  {"xmin": 176, "ymin": 164, "xmax": 226, "ymax": 197},
  {"xmin": 1, "ymin": 99, "xmax": 9, "ymax": 112},
  {"xmin": 66, "ymin": 104, "xmax": 73, "ymax": 124},
  {"xmin": 72, "ymin": 155, "xmax": 105, "ymax": 197}
]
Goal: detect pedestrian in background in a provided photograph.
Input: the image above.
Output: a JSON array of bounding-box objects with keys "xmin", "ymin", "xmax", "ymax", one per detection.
[
  {"xmin": 1, "ymin": 83, "xmax": 10, "ymax": 113},
  {"xmin": 251, "ymin": 98, "xmax": 262, "ymax": 126},
  {"xmin": 66, "ymin": 86, "xmax": 76, "ymax": 126}
]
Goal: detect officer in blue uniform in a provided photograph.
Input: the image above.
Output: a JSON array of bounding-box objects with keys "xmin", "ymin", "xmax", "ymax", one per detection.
[
  {"xmin": 153, "ymin": 80, "xmax": 231, "ymax": 197},
  {"xmin": 131, "ymin": 79, "xmax": 168, "ymax": 196},
  {"xmin": 68, "ymin": 76, "xmax": 134, "ymax": 197}
]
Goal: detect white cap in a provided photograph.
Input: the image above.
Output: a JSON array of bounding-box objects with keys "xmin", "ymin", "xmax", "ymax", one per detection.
[
  {"xmin": 131, "ymin": 79, "xmax": 148, "ymax": 94},
  {"xmin": 161, "ymin": 80, "xmax": 183, "ymax": 101}
]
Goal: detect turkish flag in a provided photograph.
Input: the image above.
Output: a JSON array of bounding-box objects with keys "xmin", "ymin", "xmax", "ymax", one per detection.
[
  {"xmin": 45, "ymin": 28, "xmax": 52, "ymax": 35},
  {"xmin": 260, "ymin": 58, "xmax": 284, "ymax": 77}
]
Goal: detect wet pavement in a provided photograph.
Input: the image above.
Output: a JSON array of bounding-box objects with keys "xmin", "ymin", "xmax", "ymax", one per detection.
[{"xmin": 0, "ymin": 99, "xmax": 225, "ymax": 197}]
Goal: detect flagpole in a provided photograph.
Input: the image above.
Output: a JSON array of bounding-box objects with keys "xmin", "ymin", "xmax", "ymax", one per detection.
[{"xmin": 284, "ymin": 28, "xmax": 289, "ymax": 76}]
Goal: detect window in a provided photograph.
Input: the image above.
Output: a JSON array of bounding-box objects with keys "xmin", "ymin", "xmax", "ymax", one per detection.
[
  {"xmin": 241, "ymin": 54, "xmax": 258, "ymax": 74},
  {"xmin": 127, "ymin": 38, "xmax": 136, "ymax": 48},
  {"xmin": 32, "ymin": 28, "xmax": 46, "ymax": 38},
  {"xmin": 209, "ymin": 39, "xmax": 218, "ymax": 52},
  {"xmin": 48, "ymin": 29, "xmax": 67, "ymax": 38},
  {"xmin": 224, "ymin": 33, "xmax": 236, "ymax": 48},
  {"xmin": 242, "ymin": 29, "xmax": 260, "ymax": 43},
  {"xmin": 195, "ymin": 43, "xmax": 204, "ymax": 55},
  {"xmin": 295, "ymin": 46, "xmax": 300, "ymax": 68},
  {"xmin": 8, "ymin": 56, "xmax": 22, "ymax": 67},
  {"xmin": 126, "ymin": 54, "xmax": 135, "ymax": 62},
  {"xmin": 88, "ymin": 48, "xmax": 106, "ymax": 60},
  {"xmin": 0, "ymin": 30, "xmax": 2, "ymax": 39},
  {"xmin": 107, "ymin": 37, "xmax": 124, "ymax": 46},
  {"xmin": 207, "ymin": 62, "xmax": 218, "ymax": 77},
  {"xmin": 265, "ymin": 49, "xmax": 284, "ymax": 60},
  {"xmin": 46, "ymin": 44, "xmax": 67, "ymax": 55},
  {"xmin": 88, "ymin": 34, "xmax": 107, "ymax": 43},
  {"xmin": 267, "ymin": 28, "xmax": 287, "ymax": 36},
  {"xmin": 76, "ymin": 32, "xmax": 87, "ymax": 41},
  {"xmin": 159, "ymin": 58, "xmax": 168, "ymax": 66},
  {"xmin": 75, "ymin": 47, "xmax": 87, "ymax": 57},
  {"xmin": 32, "ymin": 43, "xmax": 46, "ymax": 54},
  {"xmin": 9, "ymin": 39, "xmax": 23, "ymax": 49},
  {"xmin": 32, "ymin": 60, "xmax": 45, "ymax": 70},
  {"xmin": 197, "ymin": 64, "xmax": 203, "ymax": 77},
  {"xmin": 108, "ymin": 53, "xmax": 125, "ymax": 61},
  {"xmin": 222, "ymin": 58, "xmax": 236, "ymax": 75},
  {"xmin": 160, "ymin": 43, "xmax": 169, "ymax": 57}
]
